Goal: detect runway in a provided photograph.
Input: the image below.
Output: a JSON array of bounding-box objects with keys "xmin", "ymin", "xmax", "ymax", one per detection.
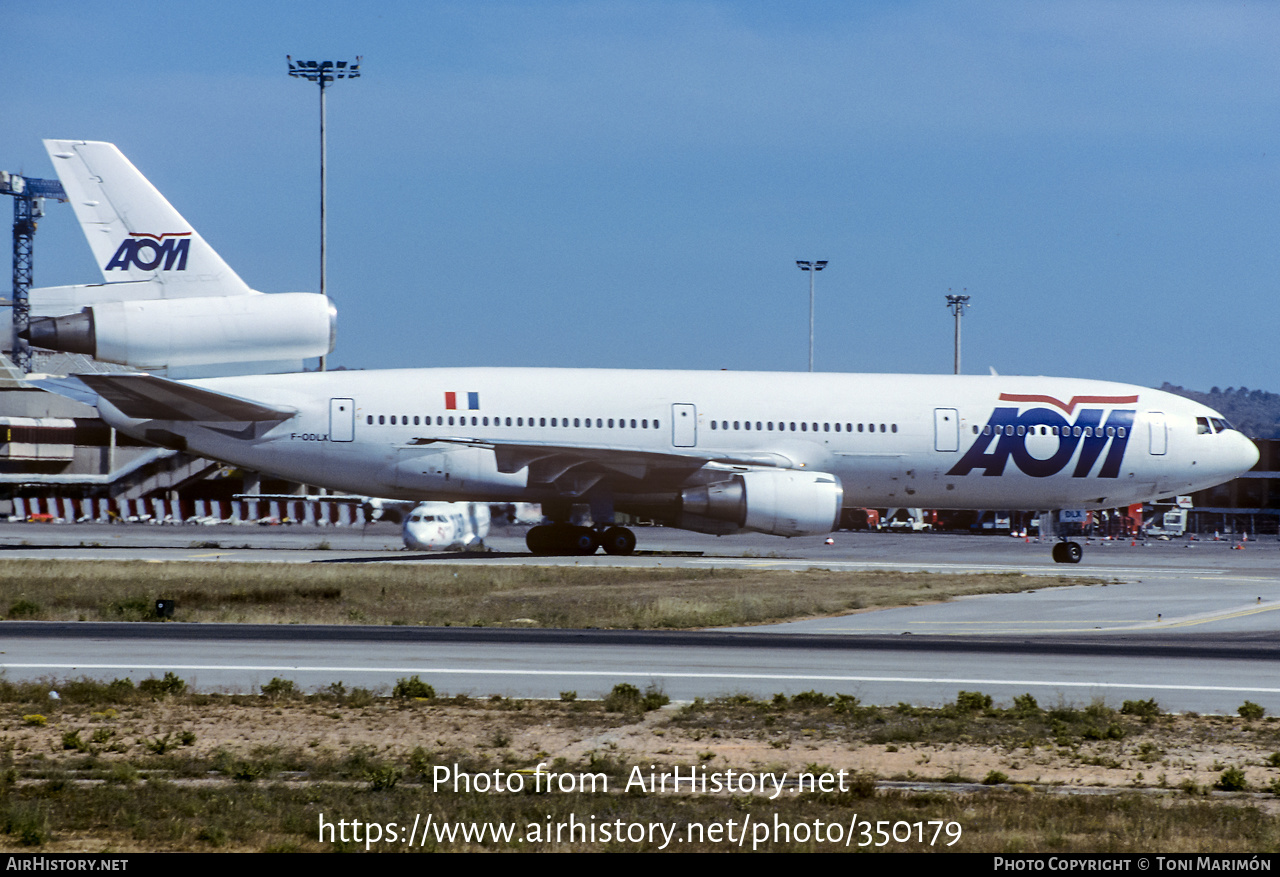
[{"xmin": 1, "ymin": 522, "xmax": 1277, "ymax": 713}]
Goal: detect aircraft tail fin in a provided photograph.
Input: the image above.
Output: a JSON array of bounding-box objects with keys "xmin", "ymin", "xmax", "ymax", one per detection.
[{"xmin": 43, "ymin": 140, "xmax": 252, "ymax": 296}]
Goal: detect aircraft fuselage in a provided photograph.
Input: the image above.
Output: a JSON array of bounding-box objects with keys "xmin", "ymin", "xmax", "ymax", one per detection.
[{"xmin": 93, "ymin": 368, "xmax": 1258, "ymax": 530}]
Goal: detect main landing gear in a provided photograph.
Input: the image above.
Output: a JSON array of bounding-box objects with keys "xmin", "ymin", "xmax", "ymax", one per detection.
[
  {"xmin": 1051, "ymin": 541, "xmax": 1083, "ymax": 564},
  {"xmin": 526, "ymin": 524, "xmax": 637, "ymax": 557}
]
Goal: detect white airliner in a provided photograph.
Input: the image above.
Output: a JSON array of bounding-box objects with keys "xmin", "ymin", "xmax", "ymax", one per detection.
[
  {"xmin": 402, "ymin": 502, "xmax": 491, "ymax": 552},
  {"xmin": 27, "ymin": 142, "xmax": 1260, "ymax": 563},
  {"xmin": 237, "ymin": 492, "xmax": 492, "ymax": 551}
]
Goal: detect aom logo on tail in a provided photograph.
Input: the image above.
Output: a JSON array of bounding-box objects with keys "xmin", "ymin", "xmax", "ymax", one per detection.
[
  {"xmin": 948, "ymin": 393, "xmax": 1138, "ymax": 479},
  {"xmin": 104, "ymin": 232, "xmax": 192, "ymax": 272}
]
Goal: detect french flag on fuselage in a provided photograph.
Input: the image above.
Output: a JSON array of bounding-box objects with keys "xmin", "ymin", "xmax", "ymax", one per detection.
[{"xmin": 444, "ymin": 391, "xmax": 480, "ymax": 410}]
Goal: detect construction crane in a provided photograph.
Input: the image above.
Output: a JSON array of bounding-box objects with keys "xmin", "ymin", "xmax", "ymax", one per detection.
[{"xmin": 1, "ymin": 170, "xmax": 67, "ymax": 374}]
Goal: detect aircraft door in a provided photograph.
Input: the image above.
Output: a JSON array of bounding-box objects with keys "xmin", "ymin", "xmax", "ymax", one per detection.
[
  {"xmin": 329, "ymin": 398, "xmax": 355, "ymax": 442},
  {"xmin": 672, "ymin": 403, "xmax": 697, "ymax": 447},
  {"xmin": 934, "ymin": 408, "xmax": 959, "ymax": 452},
  {"xmin": 1147, "ymin": 412, "xmax": 1167, "ymax": 455}
]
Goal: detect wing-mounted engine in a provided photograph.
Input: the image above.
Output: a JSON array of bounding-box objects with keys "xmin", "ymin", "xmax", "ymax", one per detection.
[{"xmin": 679, "ymin": 469, "xmax": 844, "ymax": 537}]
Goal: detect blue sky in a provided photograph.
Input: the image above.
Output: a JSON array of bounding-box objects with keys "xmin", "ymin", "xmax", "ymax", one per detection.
[{"xmin": 4, "ymin": 1, "xmax": 1279, "ymax": 390}]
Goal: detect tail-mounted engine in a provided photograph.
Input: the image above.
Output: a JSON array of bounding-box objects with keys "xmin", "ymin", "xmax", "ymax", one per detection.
[{"xmin": 24, "ymin": 293, "xmax": 335, "ymax": 369}]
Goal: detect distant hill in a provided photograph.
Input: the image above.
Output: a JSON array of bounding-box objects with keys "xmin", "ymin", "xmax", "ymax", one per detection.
[{"xmin": 1160, "ymin": 384, "xmax": 1280, "ymax": 440}]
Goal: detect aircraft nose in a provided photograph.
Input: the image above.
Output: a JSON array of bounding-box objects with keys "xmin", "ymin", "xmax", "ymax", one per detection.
[{"xmin": 1234, "ymin": 433, "xmax": 1261, "ymax": 475}]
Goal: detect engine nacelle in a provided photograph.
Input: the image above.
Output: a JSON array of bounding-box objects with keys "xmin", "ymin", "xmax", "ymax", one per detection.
[
  {"xmin": 680, "ymin": 469, "xmax": 844, "ymax": 537},
  {"xmin": 24, "ymin": 293, "xmax": 335, "ymax": 369}
]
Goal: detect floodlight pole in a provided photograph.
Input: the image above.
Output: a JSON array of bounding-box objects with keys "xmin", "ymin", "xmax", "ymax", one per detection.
[
  {"xmin": 945, "ymin": 290, "xmax": 970, "ymax": 375},
  {"xmin": 288, "ymin": 55, "xmax": 361, "ymax": 372},
  {"xmin": 796, "ymin": 260, "xmax": 828, "ymax": 372}
]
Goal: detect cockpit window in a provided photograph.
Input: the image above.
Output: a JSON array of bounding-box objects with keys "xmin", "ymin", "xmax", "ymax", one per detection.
[
  {"xmin": 1197, "ymin": 416, "xmax": 1212, "ymax": 435},
  {"xmin": 1211, "ymin": 417, "xmax": 1234, "ymax": 433}
]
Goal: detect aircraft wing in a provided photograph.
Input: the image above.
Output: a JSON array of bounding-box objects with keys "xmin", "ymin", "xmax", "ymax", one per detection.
[
  {"xmin": 39, "ymin": 374, "xmax": 296, "ymax": 423},
  {"xmin": 409, "ymin": 435, "xmax": 796, "ymax": 481}
]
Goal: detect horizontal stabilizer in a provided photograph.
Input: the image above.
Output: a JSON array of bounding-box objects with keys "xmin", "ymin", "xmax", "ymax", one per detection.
[{"xmin": 74, "ymin": 374, "xmax": 295, "ymax": 423}]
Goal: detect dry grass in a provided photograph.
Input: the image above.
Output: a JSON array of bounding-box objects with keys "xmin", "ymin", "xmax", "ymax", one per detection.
[
  {"xmin": 0, "ymin": 559, "xmax": 1099, "ymax": 628},
  {"xmin": 0, "ymin": 684, "xmax": 1278, "ymax": 852}
]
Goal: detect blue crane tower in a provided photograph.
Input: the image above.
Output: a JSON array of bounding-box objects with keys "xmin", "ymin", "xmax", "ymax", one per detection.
[{"xmin": 1, "ymin": 170, "xmax": 67, "ymax": 374}]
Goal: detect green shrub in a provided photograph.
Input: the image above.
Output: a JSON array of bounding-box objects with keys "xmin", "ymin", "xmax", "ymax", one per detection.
[
  {"xmin": 641, "ymin": 684, "xmax": 670, "ymax": 711},
  {"xmin": 791, "ymin": 690, "xmax": 835, "ymax": 708},
  {"xmin": 392, "ymin": 676, "xmax": 435, "ymax": 699},
  {"xmin": 1215, "ymin": 767, "xmax": 1247, "ymax": 792},
  {"xmin": 261, "ymin": 677, "xmax": 297, "ymax": 700},
  {"xmin": 1121, "ymin": 698, "xmax": 1161, "ymax": 719},
  {"xmin": 138, "ymin": 672, "xmax": 185, "ymax": 698},
  {"xmin": 1238, "ymin": 701, "xmax": 1266, "ymax": 720},
  {"xmin": 604, "ymin": 683, "xmax": 642, "ymax": 712},
  {"xmin": 8, "ymin": 599, "xmax": 41, "ymax": 619},
  {"xmin": 1012, "ymin": 693, "xmax": 1040, "ymax": 715},
  {"xmin": 955, "ymin": 690, "xmax": 992, "ymax": 712}
]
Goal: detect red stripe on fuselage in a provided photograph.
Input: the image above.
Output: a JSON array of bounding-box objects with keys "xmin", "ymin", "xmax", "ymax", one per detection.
[{"xmin": 997, "ymin": 393, "xmax": 1139, "ymax": 414}]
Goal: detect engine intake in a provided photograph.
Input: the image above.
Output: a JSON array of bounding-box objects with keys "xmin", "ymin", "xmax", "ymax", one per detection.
[{"xmin": 680, "ymin": 469, "xmax": 844, "ymax": 537}]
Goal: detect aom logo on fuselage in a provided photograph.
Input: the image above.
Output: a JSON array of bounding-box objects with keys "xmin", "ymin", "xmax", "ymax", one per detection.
[
  {"xmin": 104, "ymin": 232, "xmax": 191, "ymax": 272},
  {"xmin": 948, "ymin": 393, "xmax": 1138, "ymax": 479}
]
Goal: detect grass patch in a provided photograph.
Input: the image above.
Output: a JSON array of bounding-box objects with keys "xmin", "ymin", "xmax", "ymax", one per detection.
[
  {"xmin": 0, "ymin": 560, "xmax": 1097, "ymax": 628},
  {"xmin": 2, "ymin": 681, "xmax": 1279, "ymax": 852}
]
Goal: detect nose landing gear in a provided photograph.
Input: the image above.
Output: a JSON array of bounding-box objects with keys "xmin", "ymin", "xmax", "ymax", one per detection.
[{"xmin": 1051, "ymin": 541, "xmax": 1083, "ymax": 564}]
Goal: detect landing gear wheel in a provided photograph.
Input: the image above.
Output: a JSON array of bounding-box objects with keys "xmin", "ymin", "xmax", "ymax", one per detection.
[
  {"xmin": 527, "ymin": 524, "xmax": 598, "ymax": 556},
  {"xmin": 1052, "ymin": 541, "xmax": 1083, "ymax": 564},
  {"xmin": 599, "ymin": 526, "xmax": 637, "ymax": 556},
  {"xmin": 569, "ymin": 526, "xmax": 598, "ymax": 556},
  {"xmin": 526, "ymin": 525, "xmax": 554, "ymax": 556}
]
